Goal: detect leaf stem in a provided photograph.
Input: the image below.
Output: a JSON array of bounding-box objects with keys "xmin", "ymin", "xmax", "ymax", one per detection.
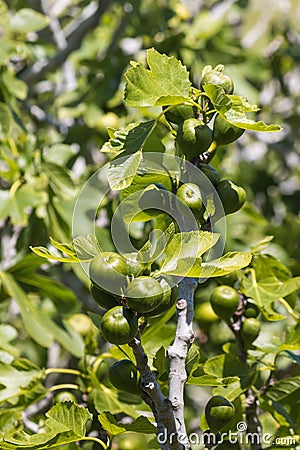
[
  {"xmin": 48, "ymin": 383, "xmax": 80, "ymax": 392},
  {"xmin": 230, "ymin": 294, "xmax": 263, "ymax": 449},
  {"xmin": 116, "ymin": 345, "xmax": 134, "ymax": 361},
  {"xmin": 45, "ymin": 367, "xmax": 87, "ymax": 377},
  {"xmin": 167, "ymin": 277, "xmax": 198, "ymax": 450},
  {"xmin": 81, "ymin": 436, "xmax": 108, "ymax": 449},
  {"xmin": 277, "ymin": 298, "xmax": 299, "ymax": 320}
]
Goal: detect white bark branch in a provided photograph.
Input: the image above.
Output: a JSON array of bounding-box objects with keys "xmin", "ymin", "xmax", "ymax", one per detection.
[
  {"xmin": 129, "ymin": 337, "xmax": 183, "ymax": 450},
  {"xmin": 167, "ymin": 277, "xmax": 198, "ymax": 450}
]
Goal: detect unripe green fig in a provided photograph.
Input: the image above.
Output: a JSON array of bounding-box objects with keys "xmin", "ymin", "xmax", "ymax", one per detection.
[
  {"xmin": 122, "ymin": 253, "xmax": 147, "ymax": 278},
  {"xmin": 163, "ymin": 104, "xmax": 197, "ymax": 125},
  {"xmin": 125, "ymin": 276, "xmax": 164, "ymax": 314},
  {"xmin": 205, "ymin": 396, "xmax": 235, "ymax": 432},
  {"xmin": 109, "ymin": 359, "xmax": 141, "ymax": 395},
  {"xmin": 244, "ymin": 302, "xmax": 259, "ymax": 318},
  {"xmin": 199, "ymin": 164, "xmax": 221, "ymax": 186},
  {"xmin": 213, "ymin": 114, "xmax": 244, "ymax": 146},
  {"xmin": 201, "ymin": 65, "xmax": 234, "ymax": 94},
  {"xmin": 216, "ymin": 180, "xmax": 246, "ymax": 215},
  {"xmin": 90, "ymin": 283, "xmax": 119, "ymax": 309},
  {"xmin": 215, "ymin": 272, "xmax": 237, "ymax": 287},
  {"xmin": 209, "ymin": 321, "xmax": 235, "ymax": 346},
  {"xmin": 54, "ymin": 391, "xmax": 77, "ymax": 403},
  {"xmin": 241, "ymin": 318, "xmax": 261, "ymax": 345},
  {"xmin": 176, "ymin": 118, "xmax": 213, "ymax": 159},
  {"xmin": 210, "ymin": 285, "xmax": 239, "ymax": 321},
  {"xmin": 144, "ymin": 276, "xmax": 177, "ymax": 317},
  {"xmin": 67, "ymin": 313, "xmax": 93, "ymax": 336},
  {"xmin": 176, "ymin": 183, "xmax": 203, "ymax": 210},
  {"xmin": 194, "ymin": 301, "xmax": 219, "ymax": 331},
  {"xmin": 100, "ymin": 306, "xmax": 138, "ymax": 345},
  {"xmin": 114, "ymin": 432, "xmax": 147, "ymax": 449},
  {"xmin": 89, "ymin": 252, "xmax": 129, "ymax": 295}
]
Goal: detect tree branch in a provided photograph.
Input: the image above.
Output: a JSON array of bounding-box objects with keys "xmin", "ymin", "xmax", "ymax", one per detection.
[
  {"xmin": 41, "ymin": 0, "xmax": 77, "ymax": 92},
  {"xmin": 19, "ymin": 0, "xmax": 111, "ymax": 85},
  {"xmin": 167, "ymin": 277, "xmax": 198, "ymax": 450},
  {"xmin": 129, "ymin": 337, "xmax": 182, "ymax": 450},
  {"xmin": 141, "ymin": 394, "xmax": 170, "ymax": 450},
  {"xmin": 245, "ymin": 387, "xmax": 263, "ymax": 450},
  {"xmin": 230, "ymin": 295, "xmax": 263, "ymax": 449}
]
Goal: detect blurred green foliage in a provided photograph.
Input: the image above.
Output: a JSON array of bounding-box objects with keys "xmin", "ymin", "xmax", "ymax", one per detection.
[{"xmin": 0, "ymin": 1, "xmax": 299, "ymax": 448}]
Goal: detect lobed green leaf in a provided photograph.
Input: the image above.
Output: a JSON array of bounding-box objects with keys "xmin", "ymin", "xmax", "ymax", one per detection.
[
  {"xmin": 159, "ymin": 231, "xmax": 220, "ymax": 276},
  {"xmin": 239, "ymin": 255, "xmax": 300, "ymax": 321},
  {"xmin": 204, "ymin": 85, "xmax": 282, "ymax": 132},
  {"xmin": 124, "ymin": 48, "xmax": 191, "ymax": 107},
  {"xmin": 197, "ymin": 251, "xmax": 252, "ymax": 278},
  {"xmin": 2, "ymin": 403, "xmax": 92, "ymax": 448}
]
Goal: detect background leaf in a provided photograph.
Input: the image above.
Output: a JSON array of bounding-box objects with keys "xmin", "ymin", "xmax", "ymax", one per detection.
[
  {"xmin": 7, "ymin": 8, "xmax": 49, "ymax": 33},
  {"xmin": 0, "ymin": 103, "xmax": 12, "ymax": 139},
  {"xmin": 0, "ymin": 360, "xmax": 45, "ymax": 404},
  {"xmin": 0, "ymin": 273, "xmax": 84, "ymax": 357}
]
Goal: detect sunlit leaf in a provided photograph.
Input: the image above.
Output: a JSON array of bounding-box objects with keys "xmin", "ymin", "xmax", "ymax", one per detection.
[
  {"xmin": 98, "ymin": 412, "xmax": 156, "ymax": 436},
  {"xmin": 159, "ymin": 231, "xmax": 220, "ymax": 276},
  {"xmin": 101, "ymin": 121, "xmax": 155, "ymax": 155},
  {"xmin": 106, "ymin": 151, "xmax": 143, "ymax": 190},
  {"xmin": 239, "ymin": 256, "xmax": 300, "ymax": 321},
  {"xmin": 124, "ymin": 48, "xmax": 191, "ymax": 107},
  {"xmin": 30, "ymin": 246, "xmax": 81, "ymax": 263},
  {"xmin": 0, "ymin": 361, "xmax": 45, "ymax": 404},
  {"xmin": 197, "ymin": 252, "xmax": 252, "ymax": 278},
  {"xmin": 204, "ymin": 85, "xmax": 282, "ymax": 131},
  {"xmin": 73, "ymin": 234, "xmax": 102, "ymax": 260},
  {"xmin": 7, "ymin": 8, "xmax": 49, "ymax": 33},
  {"xmin": 2, "ymin": 403, "xmax": 92, "ymax": 448}
]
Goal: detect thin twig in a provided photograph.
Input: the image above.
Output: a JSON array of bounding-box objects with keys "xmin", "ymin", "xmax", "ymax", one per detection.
[
  {"xmin": 167, "ymin": 277, "xmax": 198, "ymax": 450},
  {"xmin": 41, "ymin": 0, "xmax": 77, "ymax": 92},
  {"xmin": 230, "ymin": 294, "xmax": 263, "ymax": 449},
  {"xmin": 0, "ymin": 222, "xmax": 22, "ymax": 271},
  {"xmin": 245, "ymin": 387, "xmax": 263, "ymax": 450},
  {"xmin": 141, "ymin": 394, "xmax": 170, "ymax": 450},
  {"xmin": 129, "ymin": 337, "xmax": 182, "ymax": 450}
]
